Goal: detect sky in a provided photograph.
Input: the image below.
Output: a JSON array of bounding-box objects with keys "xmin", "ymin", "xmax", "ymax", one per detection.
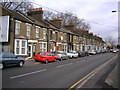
[{"xmin": 34, "ymin": 0, "xmax": 119, "ymax": 44}]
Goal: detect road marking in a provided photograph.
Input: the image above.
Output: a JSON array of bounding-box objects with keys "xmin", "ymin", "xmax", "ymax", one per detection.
[
  {"xmin": 68, "ymin": 55, "xmax": 117, "ymax": 89},
  {"xmin": 34, "ymin": 62, "xmax": 40, "ymax": 65},
  {"xmin": 10, "ymin": 69, "xmax": 47, "ymax": 79},
  {"xmin": 80, "ymin": 60, "xmax": 85, "ymax": 62},
  {"xmin": 56, "ymin": 63, "xmax": 73, "ymax": 68},
  {"xmin": 76, "ymin": 61, "xmax": 80, "ymax": 63}
]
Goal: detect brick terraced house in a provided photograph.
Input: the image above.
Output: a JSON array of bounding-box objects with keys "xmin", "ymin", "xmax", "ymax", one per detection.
[{"xmin": 0, "ymin": 7, "xmax": 105, "ymax": 59}]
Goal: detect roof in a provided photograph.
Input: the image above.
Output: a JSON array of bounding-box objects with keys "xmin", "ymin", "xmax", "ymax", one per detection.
[
  {"xmin": 12, "ymin": 10, "xmax": 34, "ymax": 24},
  {"xmin": 2, "ymin": 7, "xmax": 49, "ymax": 28}
]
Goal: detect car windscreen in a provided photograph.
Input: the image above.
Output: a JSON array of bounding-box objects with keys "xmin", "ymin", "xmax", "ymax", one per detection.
[
  {"xmin": 69, "ymin": 51, "xmax": 74, "ymax": 53},
  {"xmin": 37, "ymin": 52, "xmax": 46, "ymax": 56},
  {"xmin": 0, "ymin": 52, "xmax": 2, "ymax": 57},
  {"xmin": 54, "ymin": 52, "xmax": 60, "ymax": 54},
  {"xmin": 55, "ymin": 51, "xmax": 63, "ymax": 54}
]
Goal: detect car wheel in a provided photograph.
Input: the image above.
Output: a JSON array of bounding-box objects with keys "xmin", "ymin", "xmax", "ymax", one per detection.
[
  {"xmin": 68, "ymin": 56, "xmax": 71, "ymax": 59},
  {"xmin": 45, "ymin": 60, "xmax": 48, "ymax": 64},
  {"xmin": 54, "ymin": 58, "xmax": 57, "ymax": 62},
  {"xmin": 35, "ymin": 60, "xmax": 38, "ymax": 62},
  {"xmin": 60, "ymin": 58, "xmax": 63, "ymax": 61},
  {"xmin": 0, "ymin": 63, "xmax": 3, "ymax": 69},
  {"xmin": 19, "ymin": 61, "xmax": 23, "ymax": 67}
]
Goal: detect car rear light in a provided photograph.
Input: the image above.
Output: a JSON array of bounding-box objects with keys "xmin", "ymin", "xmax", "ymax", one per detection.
[{"xmin": 80, "ymin": 53, "xmax": 81, "ymax": 55}]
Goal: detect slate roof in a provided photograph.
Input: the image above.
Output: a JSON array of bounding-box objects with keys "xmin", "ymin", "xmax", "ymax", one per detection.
[{"xmin": 2, "ymin": 7, "xmax": 49, "ymax": 28}]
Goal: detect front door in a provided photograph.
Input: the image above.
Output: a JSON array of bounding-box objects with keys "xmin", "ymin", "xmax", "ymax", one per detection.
[
  {"xmin": 28, "ymin": 44, "xmax": 32, "ymax": 58},
  {"xmin": 33, "ymin": 44, "xmax": 36, "ymax": 57}
]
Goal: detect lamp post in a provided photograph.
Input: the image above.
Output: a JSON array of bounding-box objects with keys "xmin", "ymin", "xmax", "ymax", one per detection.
[{"xmin": 112, "ymin": 10, "xmax": 120, "ymax": 13}]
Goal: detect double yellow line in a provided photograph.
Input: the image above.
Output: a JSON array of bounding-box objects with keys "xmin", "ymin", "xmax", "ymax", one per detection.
[{"xmin": 68, "ymin": 55, "xmax": 117, "ymax": 89}]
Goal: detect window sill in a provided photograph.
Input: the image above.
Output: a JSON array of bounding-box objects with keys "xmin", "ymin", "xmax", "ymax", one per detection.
[{"xmin": 15, "ymin": 54, "xmax": 27, "ymax": 56}]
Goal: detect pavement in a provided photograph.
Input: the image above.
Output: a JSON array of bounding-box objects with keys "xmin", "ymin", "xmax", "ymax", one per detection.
[
  {"xmin": 105, "ymin": 63, "xmax": 118, "ymax": 88},
  {"xmin": 80, "ymin": 53, "xmax": 118, "ymax": 89},
  {"xmin": 105, "ymin": 53, "xmax": 120, "ymax": 89}
]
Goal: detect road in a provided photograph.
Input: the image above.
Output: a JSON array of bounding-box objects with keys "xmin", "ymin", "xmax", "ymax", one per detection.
[{"xmin": 2, "ymin": 53, "xmax": 118, "ymax": 89}]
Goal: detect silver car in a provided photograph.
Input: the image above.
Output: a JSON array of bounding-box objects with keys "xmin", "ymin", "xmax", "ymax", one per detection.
[{"xmin": 54, "ymin": 51, "xmax": 68, "ymax": 61}]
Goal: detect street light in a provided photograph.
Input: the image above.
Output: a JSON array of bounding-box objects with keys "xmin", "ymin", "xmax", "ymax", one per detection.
[
  {"xmin": 112, "ymin": 10, "xmax": 117, "ymax": 12},
  {"xmin": 112, "ymin": 10, "xmax": 120, "ymax": 13}
]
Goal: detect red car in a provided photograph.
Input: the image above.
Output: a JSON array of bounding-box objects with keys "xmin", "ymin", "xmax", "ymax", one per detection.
[{"xmin": 34, "ymin": 52, "xmax": 57, "ymax": 63}]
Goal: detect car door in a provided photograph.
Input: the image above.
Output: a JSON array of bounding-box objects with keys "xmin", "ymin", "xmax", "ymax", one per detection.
[
  {"xmin": 50, "ymin": 53, "xmax": 55, "ymax": 61},
  {"xmin": 51, "ymin": 53, "xmax": 55, "ymax": 61},
  {"xmin": 2, "ymin": 52, "xmax": 12, "ymax": 66},
  {"xmin": 62, "ymin": 52, "xmax": 65, "ymax": 59},
  {"xmin": 9, "ymin": 53, "xmax": 19, "ymax": 65},
  {"xmin": 74, "ymin": 53, "xmax": 76, "ymax": 57},
  {"xmin": 64, "ymin": 53, "xmax": 67, "ymax": 59},
  {"xmin": 47, "ymin": 53, "xmax": 51, "ymax": 61}
]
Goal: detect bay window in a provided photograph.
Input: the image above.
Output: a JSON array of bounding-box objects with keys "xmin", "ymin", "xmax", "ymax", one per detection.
[
  {"xmin": 40, "ymin": 42, "xmax": 47, "ymax": 52},
  {"xmin": 15, "ymin": 39, "xmax": 27, "ymax": 55}
]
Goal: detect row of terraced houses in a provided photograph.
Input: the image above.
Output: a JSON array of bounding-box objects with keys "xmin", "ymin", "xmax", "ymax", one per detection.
[{"xmin": 0, "ymin": 7, "xmax": 106, "ymax": 59}]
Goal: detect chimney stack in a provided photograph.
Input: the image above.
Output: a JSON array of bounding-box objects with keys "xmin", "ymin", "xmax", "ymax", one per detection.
[
  {"xmin": 27, "ymin": 7, "xmax": 43, "ymax": 22},
  {"xmin": 64, "ymin": 22, "xmax": 74, "ymax": 31},
  {"xmin": 50, "ymin": 18, "xmax": 62, "ymax": 28}
]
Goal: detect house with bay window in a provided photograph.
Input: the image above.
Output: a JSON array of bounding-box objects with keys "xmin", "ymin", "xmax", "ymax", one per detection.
[
  {"xmin": 1, "ymin": 7, "xmax": 105, "ymax": 60},
  {"xmin": 1, "ymin": 7, "xmax": 49, "ymax": 59}
]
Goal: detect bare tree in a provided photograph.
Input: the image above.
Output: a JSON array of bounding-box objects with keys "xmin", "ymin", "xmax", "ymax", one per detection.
[
  {"xmin": 105, "ymin": 36, "xmax": 116, "ymax": 45},
  {"xmin": 43, "ymin": 10, "xmax": 91, "ymax": 30},
  {"xmin": 2, "ymin": 1, "xmax": 34, "ymax": 14}
]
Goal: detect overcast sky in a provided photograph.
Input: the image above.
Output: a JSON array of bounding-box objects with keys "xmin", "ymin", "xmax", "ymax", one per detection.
[{"xmin": 34, "ymin": 0, "xmax": 119, "ymax": 44}]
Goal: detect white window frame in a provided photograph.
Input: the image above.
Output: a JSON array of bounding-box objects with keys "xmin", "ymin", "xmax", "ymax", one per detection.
[
  {"xmin": 36, "ymin": 26, "xmax": 40, "ymax": 38},
  {"xmin": 74, "ymin": 36, "xmax": 76, "ymax": 40},
  {"xmin": 76, "ymin": 45, "xmax": 79, "ymax": 51},
  {"xmin": 43, "ymin": 28, "xmax": 46, "ymax": 39},
  {"xmin": 14, "ymin": 39, "xmax": 27, "ymax": 55},
  {"xmin": 63, "ymin": 44, "xmax": 67, "ymax": 53},
  {"xmin": 26, "ymin": 23, "xmax": 31, "ymax": 37},
  {"xmin": 16, "ymin": 40, "xmax": 20, "ymax": 54},
  {"xmin": 15, "ymin": 20, "xmax": 21, "ymax": 35},
  {"xmin": 39, "ymin": 42, "xmax": 47, "ymax": 52}
]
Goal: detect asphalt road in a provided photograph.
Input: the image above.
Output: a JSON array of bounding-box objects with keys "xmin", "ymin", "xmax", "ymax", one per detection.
[{"xmin": 2, "ymin": 52, "xmax": 118, "ymax": 89}]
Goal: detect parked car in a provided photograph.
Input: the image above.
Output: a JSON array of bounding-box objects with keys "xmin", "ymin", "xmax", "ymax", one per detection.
[
  {"xmin": 76, "ymin": 51, "xmax": 85, "ymax": 57},
  {"xmin": 110, "ymin": 49, "xmax": 114, "ymax": 52},
  {"xmin": 96, "ymin": 50, "xmax": 101, "ymax": 54},
  {"xmin": 84, "ymin": 51, "xmax": 89, "ymax": 56},
  {"xmin": 88, "ymin": 50, "xmax": 97, "ymax": 55},
  {"xmin": 34, "ymin": 52, "xmax": 57, "ymax": 63},
  {"xmin": 67, "ymin": 51, "xmax": 78, "ymax": 58},
  {"xmin": 54, "ymin": 51, "xmax": 68, "ymax": 61},
  {"xmin": 105, "ymin": 49, "xmax": 109, "ymax": 53},
  {"xmin": 113, "ymin": 50, "xmax": 117, "ymax": 53},
  {"xmin": 0, "ymin": 52, "xmax": 25, "ymax": 69},
  {"xmin": 116, "ymin": 49, "xmax": 119, "ymax": 52},
  {"xmin": 101, "ymin": 49, "xmax": 106, "ymax": 53}
]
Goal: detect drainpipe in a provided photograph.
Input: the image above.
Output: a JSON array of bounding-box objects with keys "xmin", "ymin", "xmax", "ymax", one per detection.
[{"xmin": 47, "ymin": 28, "xmax": 49, "ymax": 52}]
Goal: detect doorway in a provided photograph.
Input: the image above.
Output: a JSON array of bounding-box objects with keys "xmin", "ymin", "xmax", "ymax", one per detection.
[{"xmin": 28, "ymin": 44, "xmax": 32, "ymax": 58}]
